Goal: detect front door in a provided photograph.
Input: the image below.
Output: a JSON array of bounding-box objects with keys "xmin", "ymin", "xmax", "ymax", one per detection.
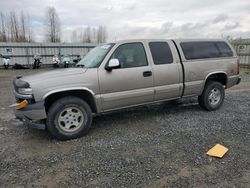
[{"xmin": 98, "ymin": 42, "xmax": 154, "ymax": 111}]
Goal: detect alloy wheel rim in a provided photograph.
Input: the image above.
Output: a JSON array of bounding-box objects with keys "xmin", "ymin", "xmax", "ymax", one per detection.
[
  {"xmin": 208, "ymin": 88, "xmax": 221, "ymax": 106},
  {"xmin": 58, "ymin": 107, "xmax": 84, "ymax": 133}
]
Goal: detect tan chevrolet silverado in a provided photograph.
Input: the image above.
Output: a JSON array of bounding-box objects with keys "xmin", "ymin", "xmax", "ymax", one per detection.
[{"xmin": 12, "ymin": 39, "xmax": 241, "ymax": 140}]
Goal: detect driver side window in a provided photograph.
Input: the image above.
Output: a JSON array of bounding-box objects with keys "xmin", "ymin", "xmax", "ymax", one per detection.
[{"xmin": 111, "ymin": 43, "xmax": 148, "ymax": 68}]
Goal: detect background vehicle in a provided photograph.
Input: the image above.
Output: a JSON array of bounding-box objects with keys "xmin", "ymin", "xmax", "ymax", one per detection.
[
  {"xmin": 33, "ymin": 54, "xmax": 42, "ymax": 69},
  {"xmin": 12, "ymin": 39, "xmax": 241, "ymax": 140},
  {"xmin": 62, "ymin": 55, "xmax": 71, "ymax": 68},
  {"xmin": 0, "ymin": 54, "xmax": 11, "ymax": 69},
  {"xmin": 52, "ymin": 55, "xmax": 60, "ymax": 68}
]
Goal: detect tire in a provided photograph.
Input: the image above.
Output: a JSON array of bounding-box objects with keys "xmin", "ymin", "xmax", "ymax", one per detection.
[
  {"xmin": 198, "ymin": 81, "xmax": 225, "ymax": 111},
  {"xmin": 46, "ymin": 96, "xmax": 92, "ymax": 140}
]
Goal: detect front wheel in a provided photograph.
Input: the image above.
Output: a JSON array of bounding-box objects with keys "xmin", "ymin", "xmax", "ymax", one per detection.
[
  {"xmin": 198, "ymin": 81, "xmax": 225, "ymax": 111},
  {"xmin": 46, "ymin": 96, "xmax": 92, "ymax": 140}
]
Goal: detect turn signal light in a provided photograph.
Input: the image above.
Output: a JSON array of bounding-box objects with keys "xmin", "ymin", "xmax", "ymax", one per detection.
[{"xmin": 16, "ymin": 100, "xmax": 28, "ymax": 110}]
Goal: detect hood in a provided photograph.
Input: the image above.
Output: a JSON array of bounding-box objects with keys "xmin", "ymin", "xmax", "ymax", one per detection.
[{"xmin": 21, "ymin": 68, "xmax": 87, "ymax": 85}]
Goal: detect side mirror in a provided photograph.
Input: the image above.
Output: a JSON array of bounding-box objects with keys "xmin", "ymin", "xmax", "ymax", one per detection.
[{"xmin": 106, "ymin": 59, "xmax": 120, "ymax": 71}]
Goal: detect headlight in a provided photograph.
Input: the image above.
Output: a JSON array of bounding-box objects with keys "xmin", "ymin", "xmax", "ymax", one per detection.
[{"xmin": 18, "ymin": 87, "xmax": 33, "ymax": 95}]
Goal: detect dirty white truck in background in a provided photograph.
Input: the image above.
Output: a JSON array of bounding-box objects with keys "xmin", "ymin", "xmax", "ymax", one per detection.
[{"xmin": 12, "ymin": 39, "xmax": 241, "ymax": 140}]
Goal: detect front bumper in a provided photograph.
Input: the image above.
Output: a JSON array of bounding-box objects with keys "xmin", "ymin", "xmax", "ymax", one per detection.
[
  {"xmin": 16, "ymin": 115, "xmax": 46, "ymax": 130},
  {"xmin": 14, "ymin": 101, "xmax": 47, "ymax": 121}
]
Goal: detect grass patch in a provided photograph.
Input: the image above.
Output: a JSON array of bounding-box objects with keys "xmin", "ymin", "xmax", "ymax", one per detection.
[{"xmin": 241, "ymin": 66, "xmax": 250, "ymax": 73}]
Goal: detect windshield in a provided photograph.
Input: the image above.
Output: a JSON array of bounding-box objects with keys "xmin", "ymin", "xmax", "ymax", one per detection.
[{"xmin": 76, "ymin": 43, "xmax": 114, "ymax": 68}]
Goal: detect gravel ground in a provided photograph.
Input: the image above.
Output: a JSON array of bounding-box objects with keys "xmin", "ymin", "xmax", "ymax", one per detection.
[{"xmin": 0, "ymin": 69, "xmax": 250, "ymax": 188}]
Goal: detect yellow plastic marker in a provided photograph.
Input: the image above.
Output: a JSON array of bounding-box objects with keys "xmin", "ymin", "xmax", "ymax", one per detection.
[
  {"xmin": 16, "ymin": 100, "xmax": 28, "ymax": 110},
  {"xmin": 206, "ymin": 144, "xmax": 229, "ymax": 158}
]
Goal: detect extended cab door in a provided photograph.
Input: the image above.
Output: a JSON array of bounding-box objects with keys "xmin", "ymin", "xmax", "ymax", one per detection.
[
  {"xmin": 98, "ymin": 42, "xmax": 154, "ymax": 111},
  {"xmin": 147, "ymin": 41, "xmax": 183, "ymax": 101}
]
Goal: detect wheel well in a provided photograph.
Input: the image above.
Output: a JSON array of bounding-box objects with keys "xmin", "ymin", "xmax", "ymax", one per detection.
[
  {"xmin": 205, "ymin": 73, "xmax": 227, "ymax": 86},
  {"xmin": 44, "ymin": 90, "xmax": 97, "ymax": 113}
]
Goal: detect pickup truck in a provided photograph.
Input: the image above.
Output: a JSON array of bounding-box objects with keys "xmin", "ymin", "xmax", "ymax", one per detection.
[{"xmin": 13, "ymin": 39, "xmax": 241, "ymax": 140}]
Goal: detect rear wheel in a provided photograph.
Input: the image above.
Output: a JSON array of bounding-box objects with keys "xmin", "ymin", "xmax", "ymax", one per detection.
[
  {"xmin": 198, "ymin": 81, "xmax": 225, "ymax": 111},
  {"xmin": 46, "ymin": 96, "xmax": 92, "ymax": 140}
]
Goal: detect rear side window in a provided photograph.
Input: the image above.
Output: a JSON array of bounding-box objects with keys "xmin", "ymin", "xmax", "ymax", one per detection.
[
  {"xmin": 181, "ymin": 41, "xmax": 233, "ymax": 60},
  {"xmin": 149, "ymin": 42, "xmax": 173, "ymax": 64},
  {"xmin": 215, "ymin": 42, "xmax": 233, "ymax": 57}
]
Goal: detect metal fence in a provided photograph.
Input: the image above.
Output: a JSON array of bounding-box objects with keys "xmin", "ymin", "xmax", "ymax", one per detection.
[
  {"xmin": 1, "ymin": 40, "xmax": 250, "ymax": 66},
  {"xmin": 0, "ymin": 42, "xmax": 97, "ymax": 66},
  {"xmin": 231, "ymin": 39, "xmax": 250, "ymax": 66}
]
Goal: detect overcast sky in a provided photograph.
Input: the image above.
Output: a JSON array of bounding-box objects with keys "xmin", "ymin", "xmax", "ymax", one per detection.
[{"xmin": 0, "ymin": 0, "xmax": 249, "ymax": 42}]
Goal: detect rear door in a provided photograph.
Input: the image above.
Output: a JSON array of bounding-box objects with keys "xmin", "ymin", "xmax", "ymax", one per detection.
[
  {"xmin": 147, "ymin": 41, "xmax": 183, "ymax": 101},
  {"xmin": 98, "ymin": 42, "xmax": 154, "ymax": 111}
]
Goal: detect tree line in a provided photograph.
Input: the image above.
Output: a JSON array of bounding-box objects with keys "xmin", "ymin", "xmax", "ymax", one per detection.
[
  {"xmin": 71, "ymin": 25, "xmax": 107, "ymax": 43},
  {"xmin": 0, "ymin": 7, "xmax": 107, "ymax": 43},
  {"xmin": 0, "ymin": 11, "xmax": 33, "ymax": 42}
]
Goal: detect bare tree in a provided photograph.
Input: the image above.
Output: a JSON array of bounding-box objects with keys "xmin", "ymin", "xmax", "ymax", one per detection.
[
  {"xmin": 82, "ymin": 26, "xmax": 91, "ymax": 43},
  {"xmin": 27, "ymin": 29, "xmax": 33, "ymax": 42},
  {"xmin": 70, "ymin": 28, "xmax": 86, "ymax": 43},
  {"xmin": 9, "ymin": 11, "xmax": 19, "ymax": 42},
  {"xmin": 91, "ymin": 27, "xmax": 97, "ymax": 43},
  {"xmin": 45, "ymin": 6, "xmax": 61, "ymax": 42},
  {"xmin": 0, "ymin": 11, "xmax": 32, "ymax": 42},
  {"xmin": 19, "ymin": 12, "xmax": 33, "ymax": 42},
  {"xmin": 71, "ymin": 30, "xmax": 78, "ymax": 42},
  {"xmin": 70, "ymin": 25, "xmax": 108, "ymax": 43},
  {"xmin": 97, "ymin": 26, "xmax": 107, "ymax": 43},
  {"xmin": 26, "ymin": 13, "xmax": 33, "ymax": 42},
  {"xmin": 0, "ymin": 12, "xmax": 7, "ymax": 42},
  {"xmin": 19, "ymin": 11, "xmax": 26, "ymax": 42},
  {"xmin": 71, "ymin": 29, "xmax": 85, "ymax": 43}
]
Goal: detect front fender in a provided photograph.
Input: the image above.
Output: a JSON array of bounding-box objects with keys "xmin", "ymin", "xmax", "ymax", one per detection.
[
  {"xmin": 42, "ymin": 87, "xmax": 95, "ymax": 100},
  {"xmin": 42, "ymin": 87, "xmax": 102, "ymax": 113}
]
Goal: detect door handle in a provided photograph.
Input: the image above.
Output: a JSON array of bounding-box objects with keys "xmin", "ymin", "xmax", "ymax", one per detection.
[{"xmin": 143, "ymin": 71, "xmax": 152, "ymax": 77}]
